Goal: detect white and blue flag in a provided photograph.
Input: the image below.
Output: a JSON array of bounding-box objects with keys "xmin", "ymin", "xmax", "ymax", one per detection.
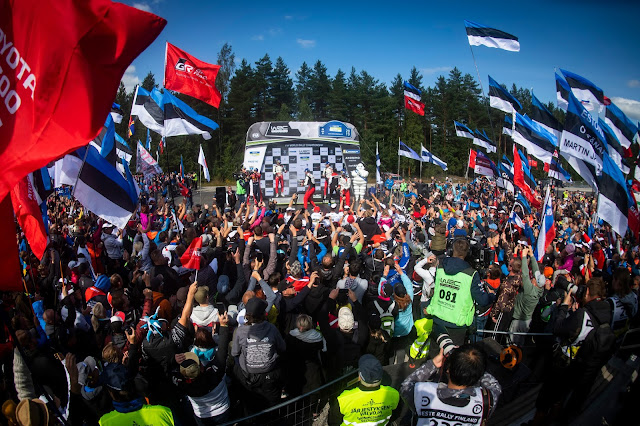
[
  {"xmin": 398, "ymin": 141, "xmax": 422, "ymax": 161},
  {"xmin": 421, "ymin": 145, "xmax": 448, "ymax": 171}
]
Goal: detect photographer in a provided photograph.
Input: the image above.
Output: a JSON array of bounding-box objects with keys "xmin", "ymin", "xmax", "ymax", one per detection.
[
  {"xmin": 400, "ymin": 343, "xmax": 502, "ymax": 424},
  {"xmin": 532, "ymin": 277, "xmax": 615, "ymax": 424},
  {"xmin": 426, "ymin": 238, "xmax": 496, "ymax": 357}
]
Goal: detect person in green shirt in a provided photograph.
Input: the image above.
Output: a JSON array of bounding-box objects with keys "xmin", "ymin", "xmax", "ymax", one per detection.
[{"xmin": 510, "ymin": 246, "xmax": 546, "ymax": 347}]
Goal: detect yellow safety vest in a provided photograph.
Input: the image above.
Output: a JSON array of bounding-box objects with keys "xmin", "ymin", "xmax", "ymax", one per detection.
[
  {"xmin": 409, "ymin": 317, "xmax": 434, "ymax": 359},
  {"xmin": 99, "ymin": 405, "xmax": 174, "ymax": 426},
  {"xmin": 427, "ymin": 267, "xmax": 476, "ymax": 327},
  {"xmin": 338, "ymin": 385, "xmax": 399, "ymax": 426}
]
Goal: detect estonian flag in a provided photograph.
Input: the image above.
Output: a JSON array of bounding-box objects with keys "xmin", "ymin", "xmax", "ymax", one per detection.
[
  {"xmin": 421, "ymin": 146, "xmax": 448, "ymax": 171},
  {"xmin": 502, "ymin": 116, "xmax": 513, "ymax": 137},
  {"xmin": 497, "ymin": 155, "xmax": 514, "ymax": 193},
  {"xmin": 110, "ymin": 103, "xmax": 124, "ymax": 124},
  {"xmin": 60, "ymin": 146, "xmax": 138, "ymax": 228},
  {"xmin": 464, "ymin": 20, "xmax": 520, "ymax": 52},
  {"xmin": 548, "ymin": 153, "xmax": 571, "ymax": 183},
  {"xmin": 398, "ymin": 141, "xmax": 422, "ymax": 161},
  {"xmin": 509, "ymin": 112, "xmax": 557, "ymax": 163},
  {"xmin": 597, "ymin": 153, "xmax": 631, "ymax": 236},
  {"xmin": 488, "ymin": 75, "xmax": 522, "ymax": 114},
  {"xmin": 89, "ymin": 114, "xmax": 117, "ymax": 166},
  {"xmin": 162, "ymin": 90, "xmax": 219, "ymax": 140},
  {"xmin": 530, "ymin": 92, "xmax": 562, "ymax": 141},
  {"xmin": 555, "ymin": 73, "xmax": 570, "ymax": 112},
  {"xmin": 561, "ymin": 69, "xmax": 604, "ymax": 113},
  {"xmin": 454, "ymin": 121, "xmax": 474, "ymax": 139},
  {"xmin": 132, "ymin": 86, "xmax": 165, "ymax": 135},
  {"xmin": 115, "ymin": 133, "xmax": 133, "ymax": 165},
  {"xmin": 473, "ymin": 129, "xmax": 496, "ymax": 153},
  {"xmin": 404, "ymin": 81, "xmax": 425, "ymax": 116},
  {"xmin": 515, "ymin": 193, "xmax": 532, "ymax": 214},
  {"xmin": 605, "ymin": 101, "xmax": 638, "ymax": 149},
  {"xmin": 560, "ymin": 91, "xmax": 607, "ymax": 172},
  {"xmin": 600, "ymin": 119, "xmax": 630, "ymax": 174}
]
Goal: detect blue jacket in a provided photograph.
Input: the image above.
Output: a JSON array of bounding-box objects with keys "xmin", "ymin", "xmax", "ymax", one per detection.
[{"xmin": 393, "ymin": 273, "xmax": 415, "ymax": 337}]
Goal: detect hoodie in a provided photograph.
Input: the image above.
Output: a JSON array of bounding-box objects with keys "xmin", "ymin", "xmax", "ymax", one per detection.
[
  {"xmin": 231, "ymin": 320, "xmax": 286, "ymax": 374},
  {"xmin": 190, "ymin": 305, "xmax": 220, "ymax": 328},
  {"xmin": 431, "ymin": 257, "xmax": 495, "ymax": 329}
]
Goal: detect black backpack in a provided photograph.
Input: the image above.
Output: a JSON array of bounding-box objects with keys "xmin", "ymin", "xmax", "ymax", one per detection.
[{"xmin": 579, "ymin": 309, "xmax": 616, "ymax": 363}]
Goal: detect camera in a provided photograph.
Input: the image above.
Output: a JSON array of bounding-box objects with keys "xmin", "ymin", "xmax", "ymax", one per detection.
[
  {"xmin": 555, "ymin": 276, "xmax": 587, "ymax": 300},
  {"xmin": 436, "ymin": 333, "xmax": 456, "ymax": 356}
]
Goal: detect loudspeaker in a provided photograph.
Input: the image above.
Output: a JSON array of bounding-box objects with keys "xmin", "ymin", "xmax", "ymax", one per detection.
[{"xmin": 215, "ymin": 187, "xmax": 225, "ymax": 208}]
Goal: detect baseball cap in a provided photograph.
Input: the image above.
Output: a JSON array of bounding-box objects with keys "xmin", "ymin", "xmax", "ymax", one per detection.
[
  {"xmin": 358, "ymin": 354, "xmax": 383, "ymax": 387},
  {"xmin": 178, "ymin": 352, "xmax": 201, "ymax": 379},
  {"xmin": 110, "ymin": 311, "xmax": 125, "ymax": 323},
  {"xmin": 245, "ymin": 297, "xmax": 267, "ymax": 318}
]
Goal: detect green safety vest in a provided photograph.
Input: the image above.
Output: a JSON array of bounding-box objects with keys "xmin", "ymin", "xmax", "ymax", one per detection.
[
  {"xmin": 426, "ymin": 266, "xmax": 476, "ymax": 327},
  {"xmin": 99, "ymin": 405, "xmax": 174, "ymax": 426},
  {"xmin": 236, "ymin": 179, "xmax": 246, "ymax": 195},
  {"xmin": 338, "ymin": 385, "xmax": 399, "ymax": 426},
  {"xmin": 409, "ymin": 317, "xmax": 434, "ymax": 359}
]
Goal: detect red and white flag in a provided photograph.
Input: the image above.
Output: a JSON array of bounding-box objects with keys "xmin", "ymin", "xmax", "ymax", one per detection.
[
  {"xmin": 468, "ymin": 149, "xmax": 477, "ymax": 169},
  {"xmin": 404, "ymin": 97, "xmax": 425, "ymax": 116},
  {"xmin": 0, "ymin": 0, "xmax": 166, "ymax": 199},
  {"xmin": 11, "ymin": 176, "xmax": 48, "ymax": 259},
  {"xmin": 164, "ymin": 42, "xmax": 222, "ymax": 108},
  {"xmin": 180, "ymin": 237, "xmax": 203, "ymax": 270}
]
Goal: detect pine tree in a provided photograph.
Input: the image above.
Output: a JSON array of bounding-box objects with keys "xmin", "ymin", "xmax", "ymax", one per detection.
[
  {"xmin": 297, "ymin": 97, "xmax": 313, "ymax": 121},
  {"xmin": 271, "ymin": 57, "xmax": 294, "ymax": 116},
  {"xmin": 141, "ymin": 72, "xmax": 157, "ymax": 91},
  {"xmin": 254, "ymin": 54, "xmax": 274, "ymax": 121},
  {"xmin": 309, "ymin": 60, "xmax": 331, "ymax": 120}
]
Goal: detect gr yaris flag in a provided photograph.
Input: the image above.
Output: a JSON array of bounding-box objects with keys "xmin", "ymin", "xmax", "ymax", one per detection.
[
  {"xmin": 165, "ymin": 42, "xmax": 222, "ymax": 108},
  {"xmin": 0, "ymin": 0, "xmax": 166, "ymax": 200}
]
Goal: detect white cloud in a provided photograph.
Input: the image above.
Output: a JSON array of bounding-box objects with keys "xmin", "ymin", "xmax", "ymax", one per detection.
[
  {"xmin": 611, "ymin": 97, "xmax": 640, "ymax": 121},
  {"xmin": 121, "ymin": 65, "xmax": 140, "ymax": 92},
  {"xmin": 296, "ymin": 38, "xmax": 316, "ymax": 48},
  {"xmin": 131, "ymin": 2, "xmax": 152, "ymax": 12},
  {"xmin": 268, "ymin": 28, "xmax": 282, "ymax": 36},
  {"xmin": 420, "ymin": 66, "xmax": 452, "ymax": 75},
  {"xmin": 251, "ymin": 34, "xmax": 264, "ymax": 41},
  {"xmin": 628, "ymin": 79, "xmax": 640, "ymax": 88},
  {"xmin": 284, "ymin": 15, "xmax": 293, "ymax": 20}
]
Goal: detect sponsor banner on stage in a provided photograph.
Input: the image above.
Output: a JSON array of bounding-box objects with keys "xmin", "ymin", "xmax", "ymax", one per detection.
[{"xmin": 244, "ymin": 121, "xmax": 361, "ymax": 200}]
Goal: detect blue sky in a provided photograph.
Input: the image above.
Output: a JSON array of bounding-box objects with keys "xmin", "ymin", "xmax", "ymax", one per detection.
[{"xmin": 121, "ymin": 0, "xmax": 640, "ymax": 121}]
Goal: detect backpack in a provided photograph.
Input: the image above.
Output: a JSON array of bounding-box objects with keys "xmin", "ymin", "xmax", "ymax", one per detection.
[
  {"xmin": 579, "ymin": 310, "xmax": 616, "ymax": 363},
  {"xmin": 374, "ymin": 300, "xmax": 396, "ymax": 338}
]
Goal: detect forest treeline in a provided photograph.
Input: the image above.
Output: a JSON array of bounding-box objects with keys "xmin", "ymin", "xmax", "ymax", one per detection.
[{"xmin": 114, "ymin": 43, "xmax": 570, "ymax": 182}]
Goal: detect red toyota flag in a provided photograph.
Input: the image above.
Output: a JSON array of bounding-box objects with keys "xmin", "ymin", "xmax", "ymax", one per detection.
[
  {"xmin": 164, "ymin": 42, "xmax": 222, "ymax": 108},
  {"xmin": 0, "ymin": 0, "xmax": 166, "ymax": 200},
  {"xmin": 11, "ymin": 176, "xmax": 47, "ymax": 259},
  {"xmin": 468, "ymin": 149, "xmax": 477, "ymax": 169},
  {"xmin": 0, "ymin": 195, "xmax": 23, "ymax": 291},
  {"xmin": 180, "ymin": 237, "xmax": 203, "ymax": 270}
]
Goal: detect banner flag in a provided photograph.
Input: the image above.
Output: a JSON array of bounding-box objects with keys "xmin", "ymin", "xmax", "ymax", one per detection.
[
  {"xmin": 181, "ymin": 237, "xmax": 203, "ymax": 269},
  {"xmin": 136, "ymin": 142, "xmax": 163, "ymax": 178},
  {"xmin": 474, "ymin": 151, "xmax": 497, "ymax": 177},
  {"xmin": 164, "ymin": 42, "xmax": 222, "ymax": 108},
  {"xmin": 560, "ymin": 91, "xmax": 607, "ymax": 173}
]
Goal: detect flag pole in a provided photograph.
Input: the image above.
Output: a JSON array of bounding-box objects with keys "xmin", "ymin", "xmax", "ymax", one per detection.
[
  {"xmin": 199, "ymin": 163, "xmax": 203, "ymax": 206},
  {"xmin": 468, "ymin": 44, "xmax": 498, "ymax": 157},
  {"xmin": 397, "ymin": 138, "xmax": 401, "ymax": 176},
  {"xmin": 465, "ymin": 149, "xmax": 470, "ymax": 180}
]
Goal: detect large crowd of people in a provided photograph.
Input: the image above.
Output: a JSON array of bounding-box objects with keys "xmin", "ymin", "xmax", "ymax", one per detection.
[{"xmin": 1, "ymin": 169, "xmax": 638, "ymax": 425}]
